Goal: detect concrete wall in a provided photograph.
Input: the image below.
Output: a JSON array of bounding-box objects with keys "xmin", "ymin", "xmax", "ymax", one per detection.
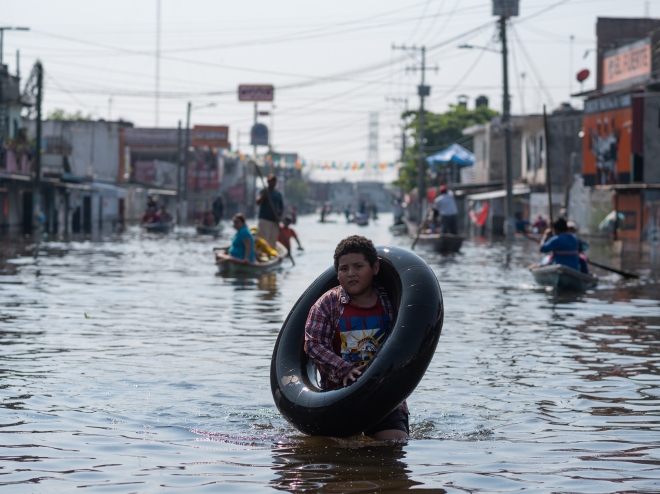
[
  {"xmin": 488, "ymin": 116, "xmax": 523, "ymax": 183},
  {"xmin": 25, "ymin": 119, "xmax": 124, "ymax": 182}
]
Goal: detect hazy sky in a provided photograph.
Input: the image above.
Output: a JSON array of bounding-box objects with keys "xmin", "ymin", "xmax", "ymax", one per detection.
[{"xmin": 1, "ymin": 0, "xmax": 655, "ymax": 169}]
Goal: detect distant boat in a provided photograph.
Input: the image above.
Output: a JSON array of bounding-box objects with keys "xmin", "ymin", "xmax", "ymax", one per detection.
[
  {"xmin": 389, "ymin": 223, "xmax": 408, "ymax": 236},
  {"xmin": 414, "ymin": 233, "xmax": 464, "ymax": 253},
  {"xmin": 197, "ymin": 224, "xmax": 224, "ymax": 236},
  {"xmin": 530, "ymin": 264, "xmax": 598, "ymax": 291},
  {"xmin": 354, "ymin": 213, "xmax": 369, "ymax": 226},
  {"xmin": 142, "ymin": 222, "xmax": 172, "ymax": 234}
]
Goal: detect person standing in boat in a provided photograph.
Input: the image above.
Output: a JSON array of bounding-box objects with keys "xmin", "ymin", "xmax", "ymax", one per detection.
[
  {"xmin": 432, "ymin": 185, "xmax": 458, "ymax": 235},
  {"xmin": 256, "ymin": 174, "xmax": 284, "ymax": 249},
  {"xmin": 539, "ymin": 218, "xmax": 580, "ymax": 272},
  {"xmin": 229, "ymin": 213, "xmax": 255, "ymax": 264},
  {"xmin": 212, "ymin": 196, "xmax": 224, "ymax": 225}
]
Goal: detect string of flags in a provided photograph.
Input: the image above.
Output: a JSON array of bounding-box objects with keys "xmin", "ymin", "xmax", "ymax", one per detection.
[{"xmin": 221, "ymin": 150, "xmax": 400, "ymax": 171}]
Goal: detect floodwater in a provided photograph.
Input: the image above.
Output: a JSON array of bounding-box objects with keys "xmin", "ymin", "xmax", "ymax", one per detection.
[{"xmin": 1, "ymin": 215, "xmax": 659, "ymax": 493}]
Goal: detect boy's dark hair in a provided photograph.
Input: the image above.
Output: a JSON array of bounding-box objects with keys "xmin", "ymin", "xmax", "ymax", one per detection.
[
  {"xmin": 233, "ymin": 212, "xmax": 246, "ymax": 224},
  {"xmin": 333, "ymin": 235, "xmax": 378, "ymax": 271},
  {"xmin": 553, "ymin": 217, "xmax": 568, "ymax": 233}
]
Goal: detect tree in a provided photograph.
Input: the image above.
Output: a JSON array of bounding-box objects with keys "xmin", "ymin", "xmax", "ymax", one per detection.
[
  {"xmin": 395, "ymin": 104, "xmax": 499, "ymax": 192},
  {"xmin": 284, "ymin": 178, "xmax": 309, "ymax": 209},
  {"xmin": 46, "ymin": 108, "xmax": 93, "ymax": 121}
]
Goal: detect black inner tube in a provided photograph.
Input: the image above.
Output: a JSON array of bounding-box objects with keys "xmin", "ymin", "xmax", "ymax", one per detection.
[{"xmin": 271, "ymin": 246, "xmax": 443, "ymax": 437}]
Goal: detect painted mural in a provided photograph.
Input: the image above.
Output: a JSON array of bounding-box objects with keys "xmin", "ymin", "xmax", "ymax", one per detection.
[{"xmin": 582, "ymin": 107, "xmax": 631, "ymax": 186}]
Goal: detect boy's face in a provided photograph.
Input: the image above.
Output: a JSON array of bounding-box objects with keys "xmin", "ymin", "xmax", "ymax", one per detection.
[{"xmin": 337, "ymin": 253, "xmax": 379, "ymax": 298}]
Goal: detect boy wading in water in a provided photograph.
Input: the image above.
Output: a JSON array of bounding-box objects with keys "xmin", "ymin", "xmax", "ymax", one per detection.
[{"xmin": 304, "ymin": 235, "xmax": 409, "ymax": 440}]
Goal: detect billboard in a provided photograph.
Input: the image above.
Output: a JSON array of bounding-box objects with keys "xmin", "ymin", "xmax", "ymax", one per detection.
[
  {"xmin": 238, "ymin": 85, "xmax": 274, "ymax": 102},
  {"xmin": 192, "ymin": 125, "xmax": 229, "ymax": 148},
  {"xmin": 582, "ymin": 107, "xmax": 632, "ymax": 186},
  {"xmin": 602, "ymin": 38, "xmax": 651, "ymax": 89}
]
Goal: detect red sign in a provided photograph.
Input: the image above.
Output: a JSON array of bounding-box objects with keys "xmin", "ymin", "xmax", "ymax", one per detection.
[
  {"xmin": 192, "ymin": 125, "xmax": 229, "ymax": 148},
  {"xmin": 576, "ymin": 69, "xmax": 589, "ymax": 83},
  {"xmin": 238, "ymin": 84, "xmax": 274, "ymax": 102}
]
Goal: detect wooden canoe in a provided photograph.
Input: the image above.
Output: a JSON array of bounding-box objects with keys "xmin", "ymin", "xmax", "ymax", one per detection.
[
  {"xmin": 196, "ymin": 224, "xmax": 224, "ymax": 236},
  {"xmin": 216, "ymin": 254, "xmax": 284, "ymax": 275},
  {"xmin": 530, "ymin": 263, "xmax": 598, "ymax": 291},
  {"xmin": 414, "ymin": 233, "xmax": 464, "ymax": 253},
  {"xmin": 215, "ymin": 242, "xmax": 287, "ymax": 275},
  {"xmin": 142, "ymin": 222, "xmax": 172, "ymax": 234}
]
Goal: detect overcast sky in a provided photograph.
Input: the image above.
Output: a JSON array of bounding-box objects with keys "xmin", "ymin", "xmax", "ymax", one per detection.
[{"xmin": 1, "ymin": 0, "xmax": 655, "ymax": 172}]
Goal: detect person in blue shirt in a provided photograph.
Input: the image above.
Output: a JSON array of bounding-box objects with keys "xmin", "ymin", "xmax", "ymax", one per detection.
[
  {"xmin": 539, "ymin": 218, "xmax": 580, "ymax": 272},
  {"xmin": 229, "ymin": 213, "xmax": 255, "ymax": 263}
]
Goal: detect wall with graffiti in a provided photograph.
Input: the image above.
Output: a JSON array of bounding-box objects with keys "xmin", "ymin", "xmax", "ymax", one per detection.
[{"xmin": 582, "ymin": 107, "xmax": 632, "ymax": 186}]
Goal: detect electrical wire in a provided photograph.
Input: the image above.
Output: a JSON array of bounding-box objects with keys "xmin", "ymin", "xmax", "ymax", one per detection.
[{"xmin": 509, "ymin": 23, "xmax": 555, "ymax": 108}]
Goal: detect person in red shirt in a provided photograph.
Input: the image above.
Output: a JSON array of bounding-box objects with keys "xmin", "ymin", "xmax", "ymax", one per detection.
[{"xmin": 277, "ymin": 217, "xmax": 303, "ymax": 254}]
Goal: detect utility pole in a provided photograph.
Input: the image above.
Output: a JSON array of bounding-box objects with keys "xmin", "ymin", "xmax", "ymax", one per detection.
[
  {"xmin": 177, "ymin": 119, "xmax": 182, "ymax": 225},
  {"xmin": 0, "ymin": 27, "xmax": 30, "ymax": 66},
  {"xmin": 155, "ymin": 0, "xmax": 161, "ymax": 127},
  {"xmin": 183, "ymin": 102, "xmax": 191, "ymax": 225},
  {"xmin": 494, "ymin": 0, "xmax": 519, "ymax": 239},
  {"xmin": 253, "ymin": 102, "xmax": 258, "ymax": 158},
  {"xmin": 34, "ymin": 61, "xmax": 43, "ymax": 232},
  {"xmin": 392, "ymin": 44, "xmax": 437, "ymax": 224}
]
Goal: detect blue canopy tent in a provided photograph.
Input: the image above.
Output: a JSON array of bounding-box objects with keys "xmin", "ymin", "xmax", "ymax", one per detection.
[{"xmin": 425, "ymin": 143, "xmax": 475, "ymax": 172}]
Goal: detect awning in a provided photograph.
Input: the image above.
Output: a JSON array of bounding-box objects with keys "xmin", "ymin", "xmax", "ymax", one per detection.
[
  {"xmin": 467, "ymin": 186, "xmax": 530, "ymax": 201},
  {"xmin": 426, "ymin": 143, "xmax": 475, "ymax": 171},
  {"xmin": 147, "ymin": 188, "xmax": 178, "ymax": 196}
]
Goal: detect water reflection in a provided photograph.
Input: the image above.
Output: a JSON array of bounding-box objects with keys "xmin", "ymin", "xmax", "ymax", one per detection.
[{"xmin": 270, "ymin": 439, "xmax": 446, "ymax": 493}]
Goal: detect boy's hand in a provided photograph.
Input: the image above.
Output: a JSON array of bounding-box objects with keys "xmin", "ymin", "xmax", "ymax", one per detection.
[{"xmin": 343, "ymin": 364, "xmax": 367, "ymax": 387}]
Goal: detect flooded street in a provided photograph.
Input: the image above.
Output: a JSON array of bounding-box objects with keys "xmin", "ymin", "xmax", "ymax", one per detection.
[{"xmin": 1, "ymin": 215, "xmax": 659, "ymax": 493}]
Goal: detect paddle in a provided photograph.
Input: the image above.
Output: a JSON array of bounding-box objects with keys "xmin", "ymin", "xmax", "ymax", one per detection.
[
  {"xmin": 253, "ymin": 163, "xmax": 295, "ymax": 266},
  {"xmin": 522, "ymin": 233, "xmax": 639, "ymax": 279},
  {"xmin": 411, "ymin": 215, "xmax": 430, "ymax": 250}
]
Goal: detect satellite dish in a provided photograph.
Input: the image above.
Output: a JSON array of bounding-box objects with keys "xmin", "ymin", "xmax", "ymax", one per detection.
[{"xmin": 576, "ymin": 69, "xmax": 590, "ymax": 83}]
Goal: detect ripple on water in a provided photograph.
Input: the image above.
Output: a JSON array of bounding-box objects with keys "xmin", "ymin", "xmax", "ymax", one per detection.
[{"xmin": 0, "ymin": 219, "xmax": 659, "ymax": 492}]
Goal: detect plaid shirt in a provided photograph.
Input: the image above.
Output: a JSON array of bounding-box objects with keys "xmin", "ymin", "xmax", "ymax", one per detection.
[{"xmin": 304, "ymin": 284, "xmax": 408, "ymax": 414}]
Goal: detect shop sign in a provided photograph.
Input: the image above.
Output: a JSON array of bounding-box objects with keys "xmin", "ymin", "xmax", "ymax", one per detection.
[
  {"xmin": 192, "ymin": 125, "xmax": 229, "ymax": 148},
  {"xmin": 603, "ymin": 38, "xmax": 651, "ymax": 89},
  {"xmin": 238, "ymin": 85, "xmax": 274, "ymax": 102}
]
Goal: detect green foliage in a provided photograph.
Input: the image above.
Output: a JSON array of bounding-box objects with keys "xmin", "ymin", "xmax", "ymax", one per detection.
[
  {"xmin": 46, "ymin": 108, "xmax": 93, "ymax": 121},
  {"xmin": 394, "ymin": 104, "xmax": 499, "ymax": 192},
  {"xmin": 285, "ymin": 178, "xmax": 309, "ymax": 208}
]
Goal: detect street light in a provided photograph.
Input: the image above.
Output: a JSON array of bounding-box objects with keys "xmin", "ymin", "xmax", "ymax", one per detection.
[
  {"xmin": 458, "ymin": 43, "xmax": 501, "ymax": 54},
  {"xmin": 0, "ymin": 27, "xmax": 30, "ymax": 65}
]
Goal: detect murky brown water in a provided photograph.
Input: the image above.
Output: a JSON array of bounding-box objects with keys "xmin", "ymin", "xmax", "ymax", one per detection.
[{"xmin": 1, "ymin": 215, "xmax": 659, "ymax": 492}]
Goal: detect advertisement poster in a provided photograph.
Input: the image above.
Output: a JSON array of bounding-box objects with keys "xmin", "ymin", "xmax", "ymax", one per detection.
[{"xmin": 582, "ymin": 107, "xmax": 631, "ymax": 186}]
